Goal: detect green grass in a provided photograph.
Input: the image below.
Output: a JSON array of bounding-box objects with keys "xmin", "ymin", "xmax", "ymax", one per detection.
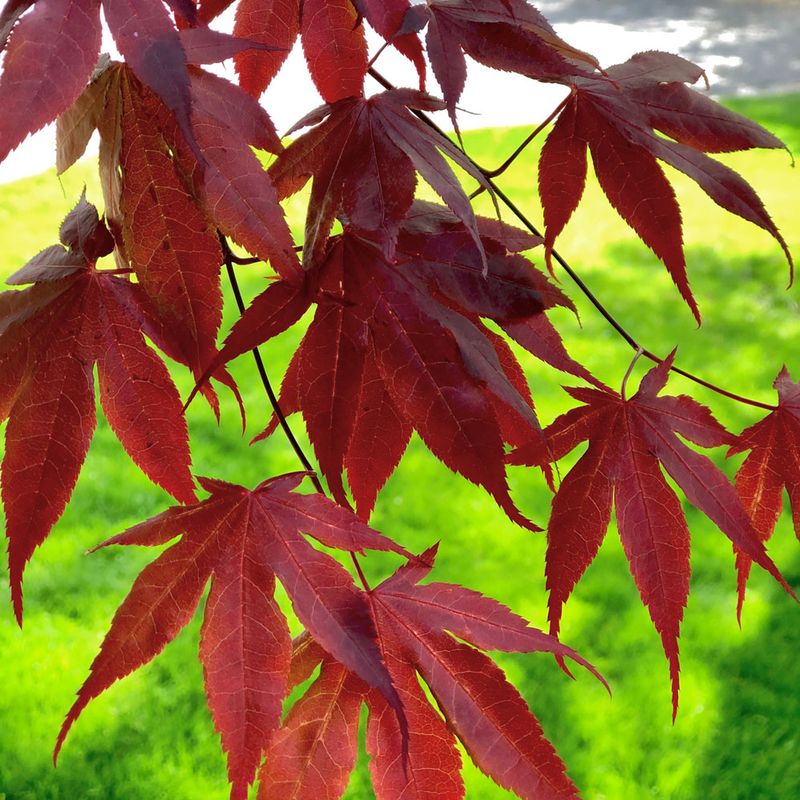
[{"xmin": 1, "ymin": 93, "xmax": 799, "ymax": 800}]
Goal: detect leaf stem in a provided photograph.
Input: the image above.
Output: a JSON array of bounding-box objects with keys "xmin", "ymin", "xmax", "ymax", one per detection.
[
  {"xmin": 620, "ymin": 348, "xmax": 644, "ymax": 401},
  {"xmin": 219, "ymin": 234, "xmax": 373, "ymax": 590},
  {"xmin": 367, "ymin": 40, "xmax": 390, "ymax": 71},
  {"xmin": 227, "ymin": 252, "xmax": 262, "ymax": 265},
  {"xmin": 367, "ymin": 67, "xmax": 777, "ymax": 413}
]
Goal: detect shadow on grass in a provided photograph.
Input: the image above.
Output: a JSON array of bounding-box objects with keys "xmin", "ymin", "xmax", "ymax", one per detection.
[
  {"xmin": 571, "ymin": 240, "xmax": 800, "ymax": 424},
  {"xmin": 691, "ymin": 556, "xmax": 800, "ymax": 800}
]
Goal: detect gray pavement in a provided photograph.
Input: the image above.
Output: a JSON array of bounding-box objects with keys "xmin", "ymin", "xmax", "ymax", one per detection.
[{"xmin": 540, "ymin": 0, "xmax": 800, "ymax": 96}]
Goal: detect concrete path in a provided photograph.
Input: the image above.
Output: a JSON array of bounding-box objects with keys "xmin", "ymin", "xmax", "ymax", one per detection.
[{"xmin": 540, "ymin": 0, "xmax": 800, "ymax": 96}]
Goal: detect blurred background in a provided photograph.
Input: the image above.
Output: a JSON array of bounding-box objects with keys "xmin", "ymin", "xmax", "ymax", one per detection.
[{"xmin": 1, "ymin": 2, "xmax": 799, "ymax": 798}]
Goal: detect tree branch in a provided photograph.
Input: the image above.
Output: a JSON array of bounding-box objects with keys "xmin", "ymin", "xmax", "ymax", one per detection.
[
  {"xmin": 219, "ymin": 234, "xmax": 373, "ymax": 588},
  {"xmin": 218, "ymin": 235, "xmax": 325, "ymax": 493},
  {"xmin": 367, "ymin": 67, "xmax": 777, "ymax": 413}
]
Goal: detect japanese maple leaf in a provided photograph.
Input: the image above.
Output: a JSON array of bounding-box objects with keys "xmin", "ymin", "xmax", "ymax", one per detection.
[
  {"xmin": 353, "ymin": 0, "xmax": 426, "ymax": 85},
  {"xmin": 177, "ymin": 25, "xmax": 284, "ymax": 65},
  {"xmin": 259, "ymin": 545, "xmax": 606, "ymax": 800},
  {"xmin": 102, "ymin": 0, "xmax": 196, "ymax": 149},
  {"xmin": 538, "ymin": 50, "xmax": 792, "ymax": 321},
  {"xmin": 509, "ymin": 352, "xmax": 795, "ymax": 716},
  {"xmin": 233, "ymin": 0, "xmax": 367, "ymax": 102},
  {"xmin": 54, "ymin": 472, "xmax": 413, "ymax": 800},
  {"xmin": 57, "ymin": 60, "xmax": 299, "ymax": 379},
  {"xmin": 0, "ymin": 196, "xmax": 196, "ymax": 623},
  {"xmin": 0, "ymin": 0, "xmax": 101, "ymax": 163},
  {"xmin": 269, "ymin": 89, "xmax": 493, "ymax": 265},
  {"xmin": 421, "ymin": 0, "xmax": 599, "ymax": 129},
  {"xmin": 202, "ymin": 204, "xmax": 600, "ymax": 526},
  {"xmin": 728, "ymin": 368, "xmax": 800, "ymax": 618},
  {"xmin": 233, "ymin": 0, "xmax": 302, "ymax": 96}
]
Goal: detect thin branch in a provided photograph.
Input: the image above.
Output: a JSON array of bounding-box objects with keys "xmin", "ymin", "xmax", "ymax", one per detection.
[
  {"xmin": 367, "ymin": 67, "xmax": 777, "ymax": 413},
  {"xmin": 219, "ymin": 234, "xmax": 374, "ymax": 589},
  {"xmin": 218, "ymin": 235, "xmax": 325, "ymax": 494},
  {"xmin": 367, "ymin": 40, "xmax": 390, "ymax": 71},
  {"xmin": 227, "ymin": 252, "xmax": 263, "ymax": 265},
  {"xmin": 350, "ymin": 554, "xmax": 372, "ymax": 591},
  {"xmin": 482, "ymin": 94, "xmax": 570, "ymax": 179}
]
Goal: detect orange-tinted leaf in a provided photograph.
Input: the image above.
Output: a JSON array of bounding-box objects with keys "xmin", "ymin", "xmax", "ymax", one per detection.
[
  {"xmin": 258, "ymin": 659, "xmax": 365, "ymax": 800},
  {"xmin": 0, "ymin": 197, "xmax": 195, "ymax": 623},
  {"xmin": 119, "ymin": 73, "xmax": 224, "ymax": 374},
  {"xmin": 301, "ymin": 0, "xmax": 367, "ymax": 103}
]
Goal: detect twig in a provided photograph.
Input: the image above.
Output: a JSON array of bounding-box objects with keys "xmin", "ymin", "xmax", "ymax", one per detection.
[
  {"xmin": 367, "ymin": 67, "xmax": 777, "ymax": 413},
  {"xmin": 482, "ymin": 94, "xmax": 571, "ymax": 179},
  {"xmin": 218, "ymin": 235, "xmax": 324, "ymax": 493},
  {"xmin": 219, "ymin": 234, "xmax": 373, "ymax": 588}
]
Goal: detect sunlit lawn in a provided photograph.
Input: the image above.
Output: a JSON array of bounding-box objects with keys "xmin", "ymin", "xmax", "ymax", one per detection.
[{"xmin": 0, "ymin": 93, "xmax": 799, "ymax": 800}]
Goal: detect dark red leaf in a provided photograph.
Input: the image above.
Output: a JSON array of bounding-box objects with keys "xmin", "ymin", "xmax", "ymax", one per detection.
[
  {"xmin": 233, "ymin": 0, "xmax": 301, "ymax": 96},
  {"xmin": 56, "ymin": 473, "xmax": 411, "ymax": 800},
  {"xmin": 408, "ymin": 631, "xmax": 578, "ymax": 800},
  {"xmin": 200, "ymin": 529, "xmax": 292, "ymax": 800},
  {"xmin": 118, "ymin": 74, "xmax": 224, "ymax": 375},
  {"xmin": 366, "ymin": 624, "xmax": 464, "ymax": 800},
  {"xmin": 266, "ymin": 546, "xmax": 601, "ymax": 799},
  {"xmin": 355, "ymin": 0, "xmax": 426, "ymax": 86},
  {"xmin": 270, "ymin": 91, "xmax": 491, "ymax": 265},
  {"xmin": 425, "ymin": 0, "xmax": 598, "ymax": 127},
  {"xmin": 103, "ymin": 0, "xmax": 194, "ymax": 144},
  {"xmin": 0, "ymin": 0, "xmax": 101, "ymax": 162},
  {"xmin": 728, "ymin": 368, "xmax": 800, "ymax": 617},
  {"xmin": 511, "ymin": 353, "xmax": 794, "ymax": 715},
  {"xmin": 231, "ymin": 207, "xmax": 600, "ymax": 526},
  {"xmin": 539, "ymin": 52, "xmax": 793, "ymax": 316}
]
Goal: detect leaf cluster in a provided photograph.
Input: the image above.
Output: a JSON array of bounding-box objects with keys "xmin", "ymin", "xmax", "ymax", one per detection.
[{"xmin": 0, "ymin": 1, "xmax": 796, "ymax": 798}]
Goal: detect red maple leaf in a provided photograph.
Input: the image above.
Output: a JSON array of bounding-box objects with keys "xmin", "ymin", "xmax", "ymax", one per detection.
[
  {"xmin": 0, "ymin": 196, "xmax": 197, "ymax": 622},
  {"xmin": 259, "ymin": 545, "xmax": 606, "ymax": 800},
  {"xmin": 0, "ymin": 0, "xmax": 101, "ymax": 163},
  {"xmin": 354, "ymin": 0, "xmax": 426, "ymax": 85},
  {"xmin": 200, "ymin": 203, "xmax": 599, "ymax": 526},
  {"xmin": 269, "ymin": 89, "xmax": 494, "ymax": 265},
  {"xmin": 233, "ymin": 0, "xmax": 368, "ymax": 102},
  {"xmin": 0, "ymin": 2, "xmax": 796, "ymax": 795},
  {"xmin": 728, "ymin": 368, "xmax": 800, "ymax": 617},
  {"xmin": 54, "ymin": 471, "xmax": 413, "ymax": 800},
  {"xmin": 57, "ymin": 59, "xmax": 299, "ymax": 384},
  {"xmin": 538, "ymin": 50, "xmax": 792, "ymax": 320},
  {"xmin": 422, "ymin": 0, "xmax": 599, "ymax": 129},
  {"xmin": 509, "ymin": 352, "xmax": 795, "ymax": 715}
]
